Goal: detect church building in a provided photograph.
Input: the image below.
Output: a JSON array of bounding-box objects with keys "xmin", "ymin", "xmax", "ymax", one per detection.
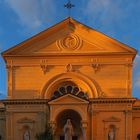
[{"xmin": 0, "ymin": 17, "xmax": 140, "ymax": 140}]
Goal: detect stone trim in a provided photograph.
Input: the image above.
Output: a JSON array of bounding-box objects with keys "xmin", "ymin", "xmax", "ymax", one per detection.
[
  {"xmin": 1, "ymin": 99, "xmax": 49, "ymax": 105},
  {"xmin": 90, "ymin": 98, "xmax": 136, "ymax": 104},
  {"xmin": 1, "ymin": 98, "xmax": 136, "ymax": 105},
  {"xmin": 133, "ymin": 106, "xmax": 140, "ymax": 110}
]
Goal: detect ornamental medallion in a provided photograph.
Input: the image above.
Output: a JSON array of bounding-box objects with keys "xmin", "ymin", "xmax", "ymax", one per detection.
[{"xmin": 57, "ymin": 34, "xmax": 82, "ymax": 50}]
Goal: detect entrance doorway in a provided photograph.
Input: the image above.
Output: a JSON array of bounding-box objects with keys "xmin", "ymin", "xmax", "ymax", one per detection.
[
  {"xmin": 60, "ymin": 136, "xmax": 78, "ymax": 140},
  {"xmin": 56, "ymin": 109, "xmax": 82, "ymax": 140}
]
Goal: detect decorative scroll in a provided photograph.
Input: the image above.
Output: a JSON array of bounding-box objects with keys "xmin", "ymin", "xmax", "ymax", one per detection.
[
  {"xmin": 66, "ymin": 64, "xmax": 73, "ymax": 72},
  {"xmin": 40, "ymin": 59, "xmax": 48, "ymax": 74},
  {"xmin": 91, "ymin": 64, "xmax": 101, "ymax": 73},
  {"xmin": 57, "ymin": 34, "xmax": 82, "ymax": 50},
  {"xmin": 40, "ymin": 64, "xmax": 48, "ymax": 74}
]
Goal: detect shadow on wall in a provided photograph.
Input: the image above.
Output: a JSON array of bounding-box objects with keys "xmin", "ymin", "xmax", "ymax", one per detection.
[{"xmin": 137, "ymin": 134, "xmax": 140, "ymax": 140}]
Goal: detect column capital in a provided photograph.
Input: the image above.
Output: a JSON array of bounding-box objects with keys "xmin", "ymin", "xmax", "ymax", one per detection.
[
  {"xmin": 81, "ymin": 120, "xmax": 88, "ymax": 128},
  {"xmin": 123, "ymin": 110, "xmax": 132, "ymax": 115}
]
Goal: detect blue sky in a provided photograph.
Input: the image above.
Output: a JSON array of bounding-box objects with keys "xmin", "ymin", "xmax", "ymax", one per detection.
[{"xmin": 0, "ymin": 0, "xmax": 140, "ymax": 98}]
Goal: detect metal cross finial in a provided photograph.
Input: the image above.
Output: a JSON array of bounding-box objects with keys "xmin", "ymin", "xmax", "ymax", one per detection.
[{"xmin": 64, "ymin": 0, "xmax": 75, "ymax": 17}]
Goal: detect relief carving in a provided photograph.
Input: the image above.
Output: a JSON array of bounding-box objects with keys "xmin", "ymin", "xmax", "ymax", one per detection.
[
  {"xmin": 66, "ymin": 64, "xmax": 73, "ymax": 72},
  {"xmin": 64, "ymin": 36, "xmax": 76, "ymax": 49},
  {"xmin": 40, "ymin": 64, "xmax": 48, "ymax": 74},
  {"xmin": 57, "ymin": 34, "xmax": 82, "ymax": 50},
  {"xmin": 40, "ymin": 59, "xmax": 49, "ymax": 74},
  {"xmin": 91, "ymin": 63, "xmax": 101, "ymax": 73}
]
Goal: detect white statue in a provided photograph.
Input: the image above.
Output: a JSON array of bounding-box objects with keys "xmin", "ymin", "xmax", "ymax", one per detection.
[
  {"xmin": 64, "ymin": 119, "xmax": 73, "ymax": 140},
  {"xmin": 108, "ymin": 128, "xmax": 115, "ymax": 140},
  {"xmin": 23, "ymin": 130, "xmax": 30, "ymax": 140}
]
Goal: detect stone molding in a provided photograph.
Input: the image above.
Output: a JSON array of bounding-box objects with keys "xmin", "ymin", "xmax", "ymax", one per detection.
[
  {"xmin": 103, "ymin": 116, "xmax": 121, "ymax": 122},
  {"xmin": 2, "ymin": 99, "xmax": 49, "ymax": 105},
  {"xmin": 41, "ymin": 72, "xmax": 100, "ymax": 99},
  {"xmin": 1, "ymin": 98, "xmax": 136, "ymax": 105},
  {"xmin": 17, "ymin": 117, "xmax": 35, "ymax": 123},
  {"xmin": 90, "ymin": 98, "xmax": 136, "ymax": 104}
]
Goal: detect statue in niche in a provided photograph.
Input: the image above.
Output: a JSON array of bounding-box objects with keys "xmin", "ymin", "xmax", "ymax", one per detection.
[
  {"xmin": 64, "ymin": 119, "xmax": 73, "ymax": 140},
  {"xmin": 23, "ymin": 130, "xmax": 30, "ymax": 140},
  {"xmin": 108, "ymin": 126, "xmax": 116, "ymax": 140}
]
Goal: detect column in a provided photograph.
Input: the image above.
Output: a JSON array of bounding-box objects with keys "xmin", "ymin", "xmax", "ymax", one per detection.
[
  {"xmin": 81, "ymin": 121, "xmax": 88, "ymax": 140},
  {"xmin": 50, "ymin": 121, "xmax": 56, "ymax": 140}
]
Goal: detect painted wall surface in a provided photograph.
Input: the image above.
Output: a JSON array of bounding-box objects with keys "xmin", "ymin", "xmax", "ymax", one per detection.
[{"xmin": 0, "ymin": 18, "xmax": 140, "ymax": 140}]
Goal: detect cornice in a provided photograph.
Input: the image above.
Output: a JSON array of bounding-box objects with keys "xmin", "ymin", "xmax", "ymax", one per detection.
[
  {"xmin": 89, "ymin": 98, "xmax": 136, "ymax": 104},
  {"xmin": 0, "ymin": 108, "xmax": 5, "ymax": 112},
  {"xmin": 1, "ymin": 99, "xmax": 49, "ymax": 105},
  {"xmin": 1, "ymin": 98, "xmax": 137, "ymax": 105},
  {"xmin": 3, "ymin": 52, "xmax": 136, "ymax": 57},
  {"xmin": 133, "ymin": 106, "xmax": 140, "ymax": 110}
]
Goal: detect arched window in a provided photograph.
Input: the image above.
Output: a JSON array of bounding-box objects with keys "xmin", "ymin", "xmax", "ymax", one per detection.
[{"xmin": 51, "ymin": 84, "xmax": 88, "ymax": 100}]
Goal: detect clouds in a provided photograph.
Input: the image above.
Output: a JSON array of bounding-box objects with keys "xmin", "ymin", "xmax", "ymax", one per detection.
[
  {"xmin": 4, "ymin": 0, "xmax": 140, "ymax": 32},
  {"xmin": 5, "ymin": 0, "xmax": 55, "ymax": 29},
  {"xmin": 84, "ymin": 0, "xmax": 122, "ymax": 25},
  {"xmin": 82, "ymin": 0, "xmax": 140, "ymax": 32}
]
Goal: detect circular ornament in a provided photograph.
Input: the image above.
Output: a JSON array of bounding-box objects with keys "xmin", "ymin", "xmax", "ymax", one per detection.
[{"xmin": 57, "ymin": 34, "xmax": 82, "ymax": 50}]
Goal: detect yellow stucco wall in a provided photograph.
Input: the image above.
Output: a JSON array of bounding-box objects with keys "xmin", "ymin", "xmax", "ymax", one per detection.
[{"xmin": 0, "ymin": 18, "xmax": 140, "ymax": 140}]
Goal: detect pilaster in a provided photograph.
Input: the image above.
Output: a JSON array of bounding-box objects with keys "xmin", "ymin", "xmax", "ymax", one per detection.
[
  {"xmin": 124, "ymin": 110, "xmax": 132, "ymax": 140},
  {"xmin": 81, "ymin": 120, "xmax": 88, "ymax": 140},
  {"xmin": 6, "ymin": 60, "xmax": 13, "ymax": 99},
  {"xmin": 6, "ymin": 112, "xmax": 13, "ymax": 140}
]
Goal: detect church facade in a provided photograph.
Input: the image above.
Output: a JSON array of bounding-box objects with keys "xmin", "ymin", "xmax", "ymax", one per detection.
[{"xmin": 0, "ymin": 18, "xmax": 140, "ymax": 140}]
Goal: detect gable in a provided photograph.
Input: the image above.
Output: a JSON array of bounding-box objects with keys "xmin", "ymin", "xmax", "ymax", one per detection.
[
  {"xmin": 48, "ymin": 94, "xmax": 89, "ymax": 105},
  {"xmin": 2, "ymin": 17, "xmax": 137, "ymax": 58}
]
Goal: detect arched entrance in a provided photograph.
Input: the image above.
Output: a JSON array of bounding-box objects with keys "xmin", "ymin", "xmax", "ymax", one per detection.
[
  {"xmin": 55, "ymin": 109, "xmax": 82, "ymax": 140},
  {"xmin": 48, "ymin": 81, "xmax": 89, "ymax": 140}
]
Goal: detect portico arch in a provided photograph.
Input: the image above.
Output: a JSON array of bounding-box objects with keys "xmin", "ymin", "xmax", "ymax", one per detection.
[
  {"xmin": 48, "ymin": 93, "xmax": 89, "ymax": 140},
  {"xmin": 56, "ymin": 109, "xmax": 82, "ymax": 133},
  {"xmin": 41, "ymin": 72, "xmax": 102, "ymax": 99},
  {"xmin": 51, "ymin": 106, "xmax": 87, "ymax": 122},
  {"xmin": 52, "ymin": 109, "xmax": 86, "ymax": 140}
]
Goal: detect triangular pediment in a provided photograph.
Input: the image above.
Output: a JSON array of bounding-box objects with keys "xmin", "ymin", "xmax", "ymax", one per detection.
[
  {"xmin": 48, "ymin": 94, "xmax": 89, "ymax": 105},
  {"xmin": 17, "ymin": 117, "xmax": 35, "ymax": 123},
  {"xmin": 103, "ymin": 116, "xmax": 121, "ymax": 122},
  {"xmin": 2, "ymin": 17, "xmax": 137, "ymax": 58}
]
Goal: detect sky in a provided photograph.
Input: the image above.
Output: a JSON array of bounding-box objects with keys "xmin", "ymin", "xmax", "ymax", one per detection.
[{"xmin": 0, "ymin": 0, "xmax": 140, "ymax": 99}]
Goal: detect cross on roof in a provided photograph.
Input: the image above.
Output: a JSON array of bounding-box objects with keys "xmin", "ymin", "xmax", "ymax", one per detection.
[{"xmin": 64, "ymin": 0, "xmax": 75, "ymax": 17}]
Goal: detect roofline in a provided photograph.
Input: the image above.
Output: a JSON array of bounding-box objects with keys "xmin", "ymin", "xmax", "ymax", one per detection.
[
  {"xmin": 70, "ymin": 17, "xmax": 137, "ymax": 54},
  {"xmin": 1, "ymin": 17, "xmax": 72, "ymax": 56},
  {"xmin": 1, "ymin": 17, "xmax": 137, "ymax": 60}
]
